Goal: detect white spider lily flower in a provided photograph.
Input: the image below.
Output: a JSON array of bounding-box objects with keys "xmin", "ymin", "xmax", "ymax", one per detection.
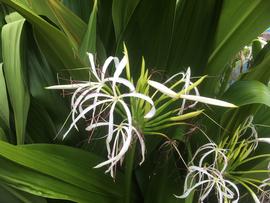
[
  {"xmin": 47, "ymin": 53, "xmax": 155, "ymax": 177},
  {"xmin": 148, "ymin": 79, "xmax": 237, "ymax": 108},
  {"xmin": 176, "ymin": 142, "xmax": 239, "ymax": 202},
  {"xmin": 190, "ymin": 143, "xmax": 228, "ymax": 173},
  {"xmin": 175, "ymin": 166, "xmax": 239, "ymax": 203},
  {"xmin": 66, "ymin": 91, "xmax": 155, "ymax": 137},
  {"xmin": 65, "ymin": 89, "xmax": 154, "ymax": 177}
]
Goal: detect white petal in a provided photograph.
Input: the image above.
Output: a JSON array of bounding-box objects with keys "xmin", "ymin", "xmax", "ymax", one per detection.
[
  {"xmin": 94, "ymin": 100, "xmax": 132, "ymax": 169},
  {"xmin": 72, "ymin": 85, "xmax": 98, "ymax": 112},
  {"xmin": 148, "ymin": 80, "xmax": 178, "ymax": 98},
  {"xmin": 113, "ymin": 56, "xmax": 127, "ymax": 81},
  {"xmin": 224, "ymin": 180, "xmax": 239, "ymax": 203},
  {"xmin": 131, "ymin": 125, "xmax": 145, "ymax": 164},
  {"xmin": 62, "ymin": 99, "xmax": 112, "ymax": 138},
  {"xmin": 79, "ymin": 92, "xmax": 113, "ymax": 111},
  {"xmin": 120, "ymin": 92, "xmax": 156, "ymax": 118},
  {"xmin": 174, "ymin": 180, "xmax": 212, "ymax": 199},
  {"xmin": 71, "ymin": 85, "xmax": 99, "ymax": 116},
  {"xmin": 85, "ymin": 122, "xmax": 109, "ymax": 131},
  {"xmin": 164, "ymin": 72, "xmax": 185, "ymax": 84},
  {"xmin": 70, "ymin": 86, "xmax": 89, "ymax": 130},
  {"xmin": 104, "ymin": 77, "xmax": 135, "ymax": 91},
  {"xmin": 85, "ymin": 85, "xmax": 105, "ymax": 123},
  {"xmin": 87, "ymin": 53, "xmax": 100, "ymax": 81},
  {"xmin": 106, "ymin": 101, "xmax": 117, "ymax": 156},
  {"xmin": 45, "ymin": 83, "xmax": 89, "ymax": 89},
  {"xmin": 101, "ymin": 56, "xmax": 114, "ymax": 80},
  {"xmin": 258, "ymin": 138, "xmax": 270, "ymax": 144},
  {"xmin": 180, "ymin": 95, "xmax": 237, "ymax": 108},
  {"xmin": 77, "ymin": 92, "xmax": 113, "ymax": 120}
]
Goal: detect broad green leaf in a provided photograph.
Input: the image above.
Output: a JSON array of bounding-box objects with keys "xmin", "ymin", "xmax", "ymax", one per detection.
[
  {"xmin": 0, "ymin": 157, "xmax": 110, "ymax": 202},
  {"xmin": 2, "ymin": 19, "xmax": 30, "ymax": 144},
  {"xmin": 219, "ymin": 80, "xmax": 270, "ymax": 138},
  {"xmin": 0, "ymin": 140, "xmax": 124, "ymax": 202},
  {"xmin": 26, "ymin": 99, "xmax": 57, "ymax": 143},
  {"xmin": 112, "ymin": 0, "xmax": 141, "ymax": 40},
  {"xmin": 0, "ymin": 5, "xmax": 5, "ymax": 62},
  {"xmin": 203, "ymin": 0, "xmax": 270, "ymax": 95},
  {"xmin": 1, "ymin": 0, "xmax": 85, "ymax": 78},
  {"xmin": 23, "ymin": 0, "xmax": 59, "ymax": 26},
  {"xmin": 243, "ymin": 42, "xmax": 270, "ymax": 84},
  {"xmin": 122, "ymin": 0, "xmax": 176, "ymax": 71},
  {"xmin": 62, "ymin": 0, "xmax": 92, "ymax": 23},
  {"xmin": 26, "ymin": 31, "xmax": 69, "ymax": 121},
  {"xmin": 0, "ymin": 184, "xmax": 24, "ymax": 203},
  {"xmin": 0, "ymin": 127, "xmax": 7, "ymax": 141},
  {"xmin": 97, "ymin": 0, "xmax": 115, "ymax": 57},
  {"xmin": 167, "ymin": 0, "xmax": 222, "ymax": 74},
  {"xmin": 0, "ymin": 63, "xmax": 9, "ymax": 128},
  {"xmin": 141, "ymin": 151, "xmax": 182, "ymax": 203},
  {"xmin": 0, "ymin": 184, "xmax": 47, "ymax": 203},
  {"xmin": 255, "ymin": 104, "xmax": 270, "ymax": 131},
  {"xmin": 222, "ymin": 80, "xmax": 270, "ymax": 107},
  {"xmin": 79, "ymin": 0, "xmax": 97, "ymax": 61},
  {"xmin": 47, "ymin": 0, "xmax": 87, "ymax": 49}
]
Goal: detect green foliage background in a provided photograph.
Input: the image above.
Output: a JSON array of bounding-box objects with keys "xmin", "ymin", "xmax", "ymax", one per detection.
[{"xmin": 0, "ymin": 0, "xmax": 270, "ymax": 202}]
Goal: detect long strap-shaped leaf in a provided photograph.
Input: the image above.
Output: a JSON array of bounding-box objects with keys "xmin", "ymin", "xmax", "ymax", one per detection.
[
  {"xmin": 0, "ymin": 63, "xmax": 9, "ymax": 130},
  {"xmin": 0, "ymin": 0, "xmax": 85, "ymax": 78},
  {"xmin": 222, "ymin": 80, "xmax": 270, "ymax": 107},
  {"xmin": 2, "ymin": 19, "xmax": 30, "ymax": 145},
  {"xmin": 203, "ymin": 0, "xmax": 270, "ymax": 95},
  {"xmin": 0, "ymin": 140, "xmax": 124, "ymax": 202}
]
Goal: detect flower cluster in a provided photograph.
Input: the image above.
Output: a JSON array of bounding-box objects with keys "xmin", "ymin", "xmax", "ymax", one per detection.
[
  {"xmin": 175, "ymin": 143, "xmax": 239, "ymax": 203},
  {"xmin": 47, "ymin": 53, "xmax": 155, "ymax": 177},
  {"xmin": 47, "ymin": 52, "xmax": 236, "ymax": 178}
]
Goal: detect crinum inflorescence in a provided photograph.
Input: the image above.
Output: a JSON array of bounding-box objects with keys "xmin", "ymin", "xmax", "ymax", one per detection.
[
  {"xmin": 175, "ymin": 142, "xmax": 239, "ymax": 203},
  {"xmin": 47, "ymin": 52, "xmax": 237, "ymax": 179}
]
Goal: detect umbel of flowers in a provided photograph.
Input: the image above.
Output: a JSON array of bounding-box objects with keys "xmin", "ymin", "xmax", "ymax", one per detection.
[
  {"xmin": 49, "ymin": 50, "xmax": 270, "ymax": 203},
  {"xmin": 47, "ymin": 51, "xmax": 235, "ymax": 176}
]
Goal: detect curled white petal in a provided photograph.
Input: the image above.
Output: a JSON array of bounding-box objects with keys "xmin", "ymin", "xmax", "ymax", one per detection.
[
  {"xmin": 104, "ymin": 77, "xmax": 135, "ymax": 92},
  {"xmin": 119, "ymin": 92, "xmax": 156, "ymax": 119}
]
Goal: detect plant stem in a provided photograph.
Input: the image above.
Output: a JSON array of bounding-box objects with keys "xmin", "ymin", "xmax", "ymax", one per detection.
[{"xmin": 124, "ymin": 141, "xmax": 137, "ymax": 203}]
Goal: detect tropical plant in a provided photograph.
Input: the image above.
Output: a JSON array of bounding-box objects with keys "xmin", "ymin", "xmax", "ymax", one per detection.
[{"xmin": 1, "ymin": 0, "xmax": 270, "ymax": 202}]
